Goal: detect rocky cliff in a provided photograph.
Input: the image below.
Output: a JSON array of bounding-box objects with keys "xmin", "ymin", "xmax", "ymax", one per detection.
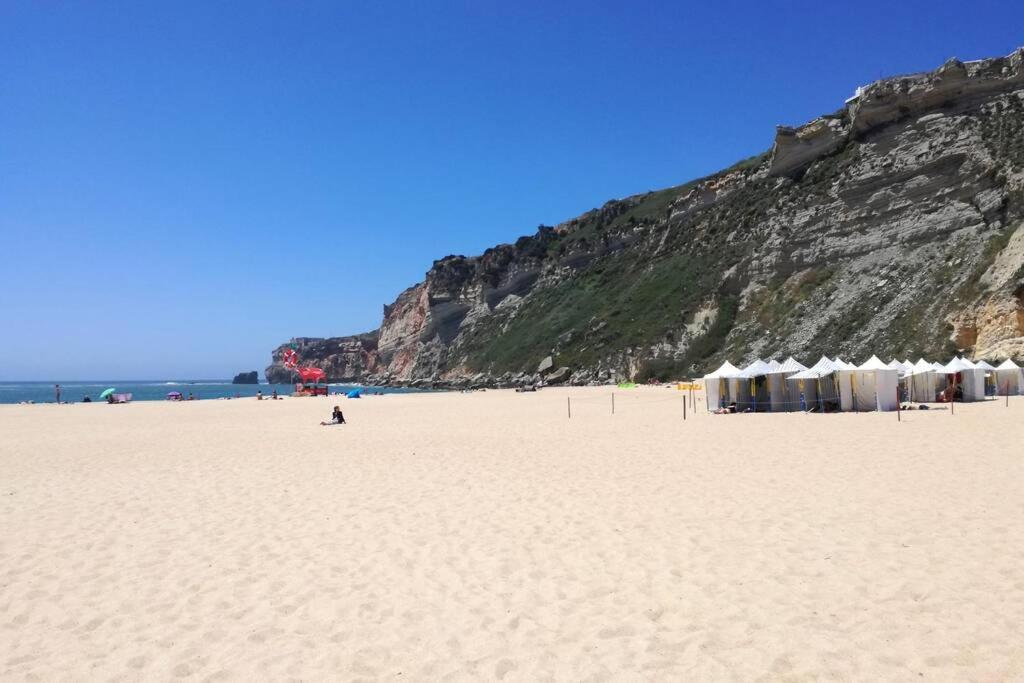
[{"xmin": 269, "ymin": 48, "xmax": 1024, "ymax": 387}]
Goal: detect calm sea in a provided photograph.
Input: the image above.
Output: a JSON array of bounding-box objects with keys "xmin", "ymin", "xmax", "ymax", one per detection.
[{"xmin": 0, "ymin": 381, "xmax": 425, "ymax": 405}]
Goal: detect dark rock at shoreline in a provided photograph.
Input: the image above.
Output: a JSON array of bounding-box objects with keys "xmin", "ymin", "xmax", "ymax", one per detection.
[{"xmin": 232, "ymin": 371, "xmax": 259, "ymax": 385}]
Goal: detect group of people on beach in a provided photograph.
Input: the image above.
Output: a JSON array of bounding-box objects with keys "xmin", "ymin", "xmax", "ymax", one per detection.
[{"xmin": 256, "ymin": 389, "xmax": 280, "ymax": 400}]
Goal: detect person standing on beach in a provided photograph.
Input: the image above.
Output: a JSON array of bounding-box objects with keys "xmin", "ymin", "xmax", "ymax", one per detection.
[{"xmin": 55, "ymin": 384, "xmax": 61, "ymax": 404}]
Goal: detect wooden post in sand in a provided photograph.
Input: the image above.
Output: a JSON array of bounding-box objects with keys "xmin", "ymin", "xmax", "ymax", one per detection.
[
  {"xmin": 896, "ymin": 389, "xmax": 901, "ymax": 422},
  {"xmin": 611, "ymin": 392, "xmax": 615, "ymax": 415},
  {"xmin": 567, "ymin": 396, "xmax": 572, "ymax": 419},
  {"xmin": 683, "ymin": 395, "xmax": 687, "ymax": 421},
  {"xmin": 1007, "ymin": 381, "xmax": 1010, "ymax": 408}
]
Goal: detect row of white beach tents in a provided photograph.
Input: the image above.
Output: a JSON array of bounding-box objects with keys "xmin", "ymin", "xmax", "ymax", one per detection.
[{"xmin": 704, "ymin": 355, "xmax": 1024, "ymax": 412}]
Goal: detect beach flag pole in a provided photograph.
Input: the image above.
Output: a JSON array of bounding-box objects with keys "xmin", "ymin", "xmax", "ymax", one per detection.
[
  {"xmin": 683, "ymin": 394, "xmax": 687, "ymax": 421},
  {"xmin": 567, "ymin": 396, "xmax": 572, "ymax": 419},
  {"xmin": 896, "ymin": 389, "xmax": 901, "ymax": 422},
  {"xmin": 612, "ymin": 392, "xmax": 615, "ymax": 415}
]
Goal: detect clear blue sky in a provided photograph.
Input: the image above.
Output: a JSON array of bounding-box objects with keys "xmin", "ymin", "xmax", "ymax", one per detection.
[{"xmin": 2, "ymin": 1, "xmax": 1021, "ymax": 380}]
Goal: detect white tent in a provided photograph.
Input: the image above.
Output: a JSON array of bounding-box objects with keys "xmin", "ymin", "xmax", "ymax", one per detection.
[
  {"xmin": 787, "ymin": 356, "xmax": 847, "ymax": 412},
  {"xmin": 907, "ymin": 358, "xmax": 939, "ymax": 403},
  {"xmin": 886, "ymin": 359, "xmax": 905, "ymax": 372},
  {"xmin": 973, "ymin": 360, "xmax": 998, "ymax": 396},
  {"xmin": 703, "ymin": 361, "xmax": 742, "ymax": 410},
  {"xmin": 935, "ymin": 357, "xmax": 986, "ymax": 402},
  {"xmin": 995, "ymin": 359, "xmax": 1023, "ymax": 395},
  {"xmin": 736, "ymin": 359, "xmax": 775, "ymax": 411},
  {"xmin": 852, "ymin": 355, "xmax": 900, "ymax": 411},
  {"xmin": 764, "ymin": 356, "xmax": 808, "ymax": 411}
]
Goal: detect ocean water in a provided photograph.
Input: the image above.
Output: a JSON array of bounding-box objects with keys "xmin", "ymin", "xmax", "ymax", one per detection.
[{"xmin": 0, "ymin": 381, "xmax": 425, "ymax": 405}]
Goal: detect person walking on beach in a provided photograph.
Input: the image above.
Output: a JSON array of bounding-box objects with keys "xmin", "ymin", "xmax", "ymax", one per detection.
[{"xmin": 55, "ymin": 384, "xmax": 61, "ymax": 404}]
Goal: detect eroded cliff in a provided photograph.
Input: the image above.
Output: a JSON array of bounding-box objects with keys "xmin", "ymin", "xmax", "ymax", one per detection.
[{"xmin": 268, "ymin": 48, "xmax": 1024, "ymax": 386}]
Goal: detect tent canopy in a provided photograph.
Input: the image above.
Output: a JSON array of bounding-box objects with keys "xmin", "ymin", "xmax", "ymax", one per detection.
[
  {"xmin": 996, "ymin": 359, "xmax": 1021, "ymax": 370},
  {"xmin": 703, "ymin": 361, "xmax": 741, "ymax": 379},
  {"xmin": 859, "ymin": 355, "xmax": 892, "ymax": 371},
  {"xmin": 910, "ymin": 358, "xmax": 937, "ymax": 376},
  {"xmin": 788, "ymin": 356, "xmax": 841, "ymax": 380},
  {"xmin": 738, "ymin": 359, "xmax": 774, "ymax": 378},
  {"xmin": 769, "ymin": 356, "xmax": 807, "ymax": 374},
  {"xmin": 939, "ymin": 357, "xmax": 974, "ymax": 373}
]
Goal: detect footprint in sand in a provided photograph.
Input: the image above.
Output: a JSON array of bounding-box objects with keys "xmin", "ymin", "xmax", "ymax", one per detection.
[
  {"xmin": 495, "ymin": 659, "xmax": 517, "ymax": 679},
  {"xmin": 598, "ymin": 625, "xmax": 636, "ymax": 639}
]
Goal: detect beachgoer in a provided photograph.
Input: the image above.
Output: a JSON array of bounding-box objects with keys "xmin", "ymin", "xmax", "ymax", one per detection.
[
  {"xmin": 257, "ymin": 390, "xmax": 263, "ymax": 400},
  {"xmin": 272, "ymin": 388, "xmax": 278, "ymax": 400},
  {"xmin": 320, "ymin": 406, "xmax": 346, "ymax": 426},
  {"xmin": 714, "ymin": 401, "xmax": 738, "ymax": 415},
  {"xmin": 83, "ymin": 396, "xmax": 91, "ymax": 403},
  {"xmin": 55, "ymin": 384, "xmax": 61, "ymax": 404},
  {"xmin": 188, "ymin": 392, "xmax": 194, "ymax": 401}
]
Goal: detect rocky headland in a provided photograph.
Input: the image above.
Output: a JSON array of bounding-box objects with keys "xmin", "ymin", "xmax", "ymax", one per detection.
[{"xmin": 269, "ymin": 49, "xmax": 1024, "ymax": 388}]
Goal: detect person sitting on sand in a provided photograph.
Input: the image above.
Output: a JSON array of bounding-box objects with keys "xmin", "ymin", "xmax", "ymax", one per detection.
[
  {"xmin": 321, "ymin": 406, "xmax": 346, "ymax": 426},
  {"xmin": 257, "ymin": 390, "xmax": 263, "ymax": 400},
  {"xmin": 713, "ymin": 401, "xmax": 738, "ymax": 414},
  {"xmin": 272, "ymin": 388, "xmax": 278, "ymax": 400}
]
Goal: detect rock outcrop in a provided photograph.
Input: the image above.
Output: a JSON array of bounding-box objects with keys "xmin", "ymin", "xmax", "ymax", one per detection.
[
  {"xmin": 265, "ymin": 333, "xmax": 379, "ymax": 384},
  {"xmin": 231, "ymin": 371, "xmax": 258, "ymax": 385},
  {"xmin": 270, "ymin": 48, "xmax": 1024, "ymax": 386}
]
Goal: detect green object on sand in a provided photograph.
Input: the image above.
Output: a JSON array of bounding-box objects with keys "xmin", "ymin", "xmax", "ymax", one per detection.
[
  {"xmin": 617, "ymin": 382, "xmax": 637, "ymax": 389},
  {"xmin": 99, "ymin": 388, "xmax": 116, "ymax": 399}
]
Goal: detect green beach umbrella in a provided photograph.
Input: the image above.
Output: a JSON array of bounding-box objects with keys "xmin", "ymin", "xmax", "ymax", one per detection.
[{"xmin": 99, "ymin": 388, "xmax": 116, "ymax": 399}]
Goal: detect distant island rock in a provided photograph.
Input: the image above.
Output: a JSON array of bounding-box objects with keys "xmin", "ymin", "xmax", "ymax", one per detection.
[{"xmin": 231, "ymin": 371, "xmax": 259, "ymax": 385}]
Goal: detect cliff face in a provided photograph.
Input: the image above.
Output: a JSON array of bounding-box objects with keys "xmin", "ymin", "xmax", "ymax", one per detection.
[
  {"xmin": 270, "ymin": 49, "xmax": 1024, "ymax": 386},
  {"xmin": 265, "ymin": 333, "xmax": 379, "ymax": 384}
]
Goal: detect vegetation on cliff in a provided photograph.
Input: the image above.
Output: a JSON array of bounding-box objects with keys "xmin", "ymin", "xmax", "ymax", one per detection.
[{"xmin": 270, "ymin": 49, "xmax": 1024, "ymax": 385}]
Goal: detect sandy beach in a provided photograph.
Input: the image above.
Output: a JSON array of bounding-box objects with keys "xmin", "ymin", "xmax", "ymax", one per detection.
[{"xmin": 2, "ymin": 387, "xmax": 1023, "ymax": 680}]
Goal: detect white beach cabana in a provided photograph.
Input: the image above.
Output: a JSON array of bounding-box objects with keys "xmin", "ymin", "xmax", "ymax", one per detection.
[
  {"xmin": 906, "ymin": 358, "xmax": 939, "ymax": 403},
  {"xmin": 851, "ymin": 355, "xmax": 900, "ymax": 411},
  {"xmin": 736, "ymin": 359, "xmax": 775, "ymax": 411},
  {"xmin": 935, "ymin": 357, "xmax": 986, "ymax": 402},
  {"xmin": 703, "ymin": 361, "xmax": 742, "ymax": 410},
  {"xmin": 764, "ymin": 356, "xmax": 808, "ymax": 411},
  {"xmin": 786, "ymin": 356, "xmax": 846, "ymax": 412},
  {"xmin": 994, "ymin": 359, "xmax": 1023, "ymax": 395},
  {"xmin": 973, "ymin": 359, "xmax": 998, "ymax": 396}
]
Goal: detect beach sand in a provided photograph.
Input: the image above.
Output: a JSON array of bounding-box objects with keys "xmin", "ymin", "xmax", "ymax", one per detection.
[{"xmin": 2, "ymin": 387, "xmax": 1023, "ymax": 680}]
